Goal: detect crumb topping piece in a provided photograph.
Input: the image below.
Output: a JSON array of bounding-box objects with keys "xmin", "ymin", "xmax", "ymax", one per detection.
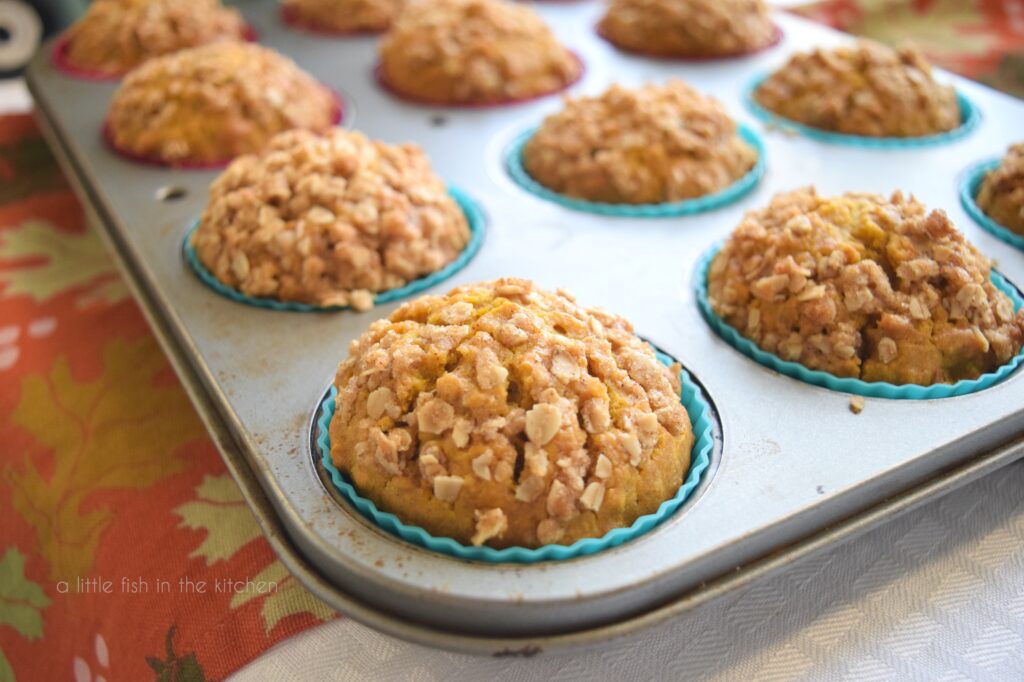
[
  {"xmin": 192, "ymin": 129, "xmax": 470, "ymax": 309},
  {"xmin": 754, "ymin": 41, "xmax": 960, "ymax": 138},
  {"xmin": 378, "ymin": 0, "xmax": 580, "ymax": 105},
  {"xmin": 63, "ymin": 0, "xmax": 246, "ymax": 75},
  {"xmin": 977, "ymin": 143, "xmax": 1024, "ymax": 236},
  {"xmin": 106, "ymin": 43, "xmax": 337, "ymax": 165},
  {"xmin": 282, "ymin": 0, "xmax": 403, "ymax": 33},
  {"xmin": 329, "ymin": 279, "xmax": 694, "ymax": 549},
  {"xmin": 599, "ymin": 0, "xmax": 776, "ymax": 57},
  {"xmin": 523, "ymin": 82, "xmax": 756, "ymax": 204},
  {"xmin": 708, "ymin": 188, "xmax": 1024, "ymax": 385}
]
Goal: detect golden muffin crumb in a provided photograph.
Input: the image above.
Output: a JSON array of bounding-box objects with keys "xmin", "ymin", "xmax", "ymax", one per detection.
[
  {"xmin": 192, "ymin": 129, "xmax": 470, "ymax": 309},
  {"xmin": 848, "ymin": 396, "xmax": 864, "ymax": 414},
  {"xmin": 106, "ymin": 43, "xmax": 338, "ymax": 165},
  {"xmin": 62, "ymin": 0, "xmax": 246, "ymax": 75},
  {"xmin": 977, "ymin": 143, "xmax": 1024, "ymax": 235},
  {"xmin": 707, "ymin": 188, "xmax": 1024, "ymax": 385},
  {"xmin": 378, "ymin": 0, "xmax": 580, "ymax": 105},
  {"xmin": 329, "ymin": 279, "xmax": 694, "ymax": 548},
  {"xmin": 599, "ymin": 0, "xmax": 776, "ymax": 58},
  {"xmin": 754, "ymin": 41, "xmax": 960, "ymax": 137},
  {"xmin": 523, "ymin": 82, "xmax": 756, "ymax": 204},
  {"xmin": 282, "ymin": 0, "xmax": 403, "ymax": 33}
]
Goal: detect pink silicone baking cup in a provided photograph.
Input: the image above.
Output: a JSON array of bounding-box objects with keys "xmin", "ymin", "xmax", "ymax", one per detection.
[
  {"xmin": 595, "ymin": 24, "xmax": 783, "ymax": 62},
  {"xmin": 51, "ymin": 26, "xmax": 260, "ymax": 82},
  {"xmin": 279, "ymin": 5, "xmax": 386, "ymax": 36},
  {"xmin": 101, "ymin": 90, "xmax": 344, "ymax": 170},
  {"xmin": 373, "ymin": 51, "xmax": 585, "ymax": 109}
]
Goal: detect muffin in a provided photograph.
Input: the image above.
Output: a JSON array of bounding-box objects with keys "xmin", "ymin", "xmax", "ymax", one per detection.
[
  {"xmin": 377, "ymin": 0, "xmax": 581, "ymax": 105},
  {"xmin": 598, "ymin": 0, "xmax": 777, "ymax": 58},
  {"xmin": 707, "ymin": 188, "xmax": 1024, "ymax": 385},
  {"xmin": 106, "ymin": 43, "xmax": 338, "ymax": 166},
  {"xmin": 60, "ymin": 0, "xmax": 247, "ymax": 76},
  {"xmin": 976, "ymin": 143, "xmax": 1024, "ymax": 235},
  {"xmin": 191, "ymin": 129, "xmax": 471, "ymax": 310},
  {"xmin": 753, "ymin": 41, "xmax": 960, "ymax": 138},
  {"xmin": 282, "ymin": 0, "xmax": 403, "ymax": 33},
  {"xmin": 522, "ymin": 82, "xmax": 757, "ymax": 205},
  {"xmin": 329, "ymin": 279, "xmax": 694, "ymax": 548}
]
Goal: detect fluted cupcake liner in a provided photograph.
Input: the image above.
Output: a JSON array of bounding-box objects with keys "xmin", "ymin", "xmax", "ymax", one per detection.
[
  {"xmin": 505, "ymin": 123, "xmax": 766, "ymax": 217},
  {"xmin": 744, "ymin": 75, "xmax": 980, "ymax": 148},
  {"xmin": 960, "ymin": 160, "xmax": 1024, "ymax": 252},
  {"xmin": 696, "ymin": 243, "xmax": 1024, "ymax": 399},
  {"xmin": 315, "ymin": 350, "xmax": 715, "ymax": 563},
  {"xmin": 183, "ymin": 186, "xmax": 485, "ymax": 312}
]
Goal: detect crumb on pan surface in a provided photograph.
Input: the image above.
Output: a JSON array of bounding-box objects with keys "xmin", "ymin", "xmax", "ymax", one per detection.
[
  {"xmin": 977, "ymin": 143, "xmax": 1024, "ymax": 235},
  {"xmin": 598, "ymin": 0, "xmax": 776, "ymax": 57},
  {"xmin": 282, "ymin": 0, "xmax": 404, "ymax": 33},
  {"xmin": 191, "ymin": 129, "xmax": 470, "ymax": 309},
  {"xmin": 329, "ymin": 278, "xmax": 694, "ymax": 548},
  {"xmin": 106, "ymin": 43, "xmax": 337, "ymax": 165},
  {"xmin": 523, "ymin": 82, "xmax": 757, "ymax": 204},
  {"xmin": 63, "ymin": 0, "xmax": 246, "ymax": 75},
  {"xmin": 377, "ymin": 0, "xmax": 580, "ymax": 105},
  {"xmin": 707, "ymin": 188, "xmax": 1024, "ymax": 385},
  {"xmin": 753, "ymin": 41, "xmax": 960, "ymax": 138}
]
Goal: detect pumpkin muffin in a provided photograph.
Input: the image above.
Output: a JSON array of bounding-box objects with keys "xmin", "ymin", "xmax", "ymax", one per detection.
[
  {"xmin": 707, "ymin": 188, "xmax": 1024, "ymax": 385},
  {"xmin": 282, "ymin": 0, "xmax": 403, "ymax": 33},
  {"xmin": 522, "ymin": 82, "xmax": 757, "ymax": 204},
  {"xmin": 106, "ymin": 43, "xmax": 338, "ymax": 166},
  {"xmin": 191, "ymin": 129, "xmax": 471, "ymax": 310},
  {"xmin": 61, "ymin": 0, "xmax": 246, "ymax": 76},
  {"xmin": 976, "ymin": 143, "xmax": 1024, "ymax": 235},
  {"xmin": 753, "ymin": 41, "xmax": 960, "ymax": 138},
  {"xmin": 598, "ymin": 0, "xmax": 777, "ymax": 58},
  {"xmin": 329, "ymin": 279, "xmax": 694, "ymax": 548},
  {"xmin": 377, "ymin": 0, "xmax": 581, "ymax": 105}
]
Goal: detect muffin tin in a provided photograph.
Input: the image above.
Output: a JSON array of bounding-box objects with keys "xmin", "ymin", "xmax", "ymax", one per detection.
[{"xmin": 26, "ymin": 0, "xmax": 1024, "ymax": 654}]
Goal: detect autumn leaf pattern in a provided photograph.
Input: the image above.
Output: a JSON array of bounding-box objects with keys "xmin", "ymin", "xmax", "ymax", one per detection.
[
  {"xmin": 176, "ymin": 475, "xmax": 335, "ymax": 633},
  {"xmin": 4, "ymin": 337, "xmax": 204, "ymax": 582},
  {"xmin": 0, "ymin": 547, "xmax": 50, "ymax": 682}
]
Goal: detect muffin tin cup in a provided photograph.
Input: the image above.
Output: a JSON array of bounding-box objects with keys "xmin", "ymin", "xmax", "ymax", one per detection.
[
  {"xmin": 315, "ymin": 350, "xmax": 715, "ymax": 563},
  {"xmin": 372, "ymin": 51, "xmax": 585, "ymax": 109},
  {"xmin": 744, "ymin": 75, "xmax": 980, "ymax": 148},
  {"xmin": 504, "ymin": 123, "xmax": 766, "ymax": 217},
  {"xmin": 182, "ymin": 186, "xmax": 486, "ymax": 312},
  {"xmin": 50, "ymin": 26, "xmax": 260, "ymax": 82},
  {"xmin": 696, "ymin": 243, "xmax": 1024, "ymax": 399},
  {"xmin": 279, "ymin": 6, "xmax": 386, "ymax": 36},
  {"xmin": 960, "ymin": 159, "xmax": 1024, "ymax": 252},
  {"xmin": 594, "ymin": 24, "xmax": 783, "ymax": 62},
  {"xmin": 100, "ymin": 90, "xmax": 345, "ymax": 170}
]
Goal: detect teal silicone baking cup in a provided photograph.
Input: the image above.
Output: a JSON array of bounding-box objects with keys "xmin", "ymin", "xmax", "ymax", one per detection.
[
  {"xmin": 315, "ymin": 350, "xmax": 715, "ymax": 563},
  {"xmin": 183, "ymin": 186, "xmax": 485, "ymax": 312},
  {"xmin": 696, "ymin": 244, "xmax": 1024, "ymax": 398},
  {"xmin": 744, "ymin": 75, "xmax": 979, "ymax": 148},
  {"xmin": 960, "ymin": 159, "xmax": 1024, "ymax": 252},
  {"xmin": 504, "ymin": 124, "xmax": 765, "ymax": 217}
]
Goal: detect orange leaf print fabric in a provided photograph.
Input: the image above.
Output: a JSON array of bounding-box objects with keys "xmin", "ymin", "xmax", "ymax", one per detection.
[{"xmin": 0, "ymin": 115, "xmax": 334, "ymax": 682}]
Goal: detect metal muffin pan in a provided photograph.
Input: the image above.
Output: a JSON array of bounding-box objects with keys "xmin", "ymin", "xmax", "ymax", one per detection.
[{"xmin": 26, "ymin": 0, "xmax": 1024, "ymax": 653}]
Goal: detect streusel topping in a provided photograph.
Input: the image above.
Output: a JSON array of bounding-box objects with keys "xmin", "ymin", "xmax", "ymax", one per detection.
[
  {"xmin": 708, "ymin": 188, "xmax": 1024, "ymax": 385},
  {"xmin": 63, "ymin": 0, "xmax": 246, "ymax": 75},
  {"xmin": 977, "ymin": 143, "xmax": 1024, "ymax": 235},
  {"xmin": 378, "ymin": 0, "xmax": 580, "ymax": 104},
  {"xmin": 599, "ymin": 0, "xmax": 776, "ymax": 58},
  {"xmin": 106, "ymin": 43, "xmax": 337, "ymax": 165},
  {"xmin": 329, "ymin": 279, "xmax": 694, "ymax": 548},
  {"xmin": 282, "ymin": 0, "xmax": 403, "ymax": 33},
  {"xmin": 192, "ymin": 129, "xmax": 470, "ymax": 309},
  {"xmin": 523, "ymin": 82, "xmax": 757, "ymax": 204},
  {"xmin": 754, "ymin": 41, "xmax": 960, "ymax": 137}
]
